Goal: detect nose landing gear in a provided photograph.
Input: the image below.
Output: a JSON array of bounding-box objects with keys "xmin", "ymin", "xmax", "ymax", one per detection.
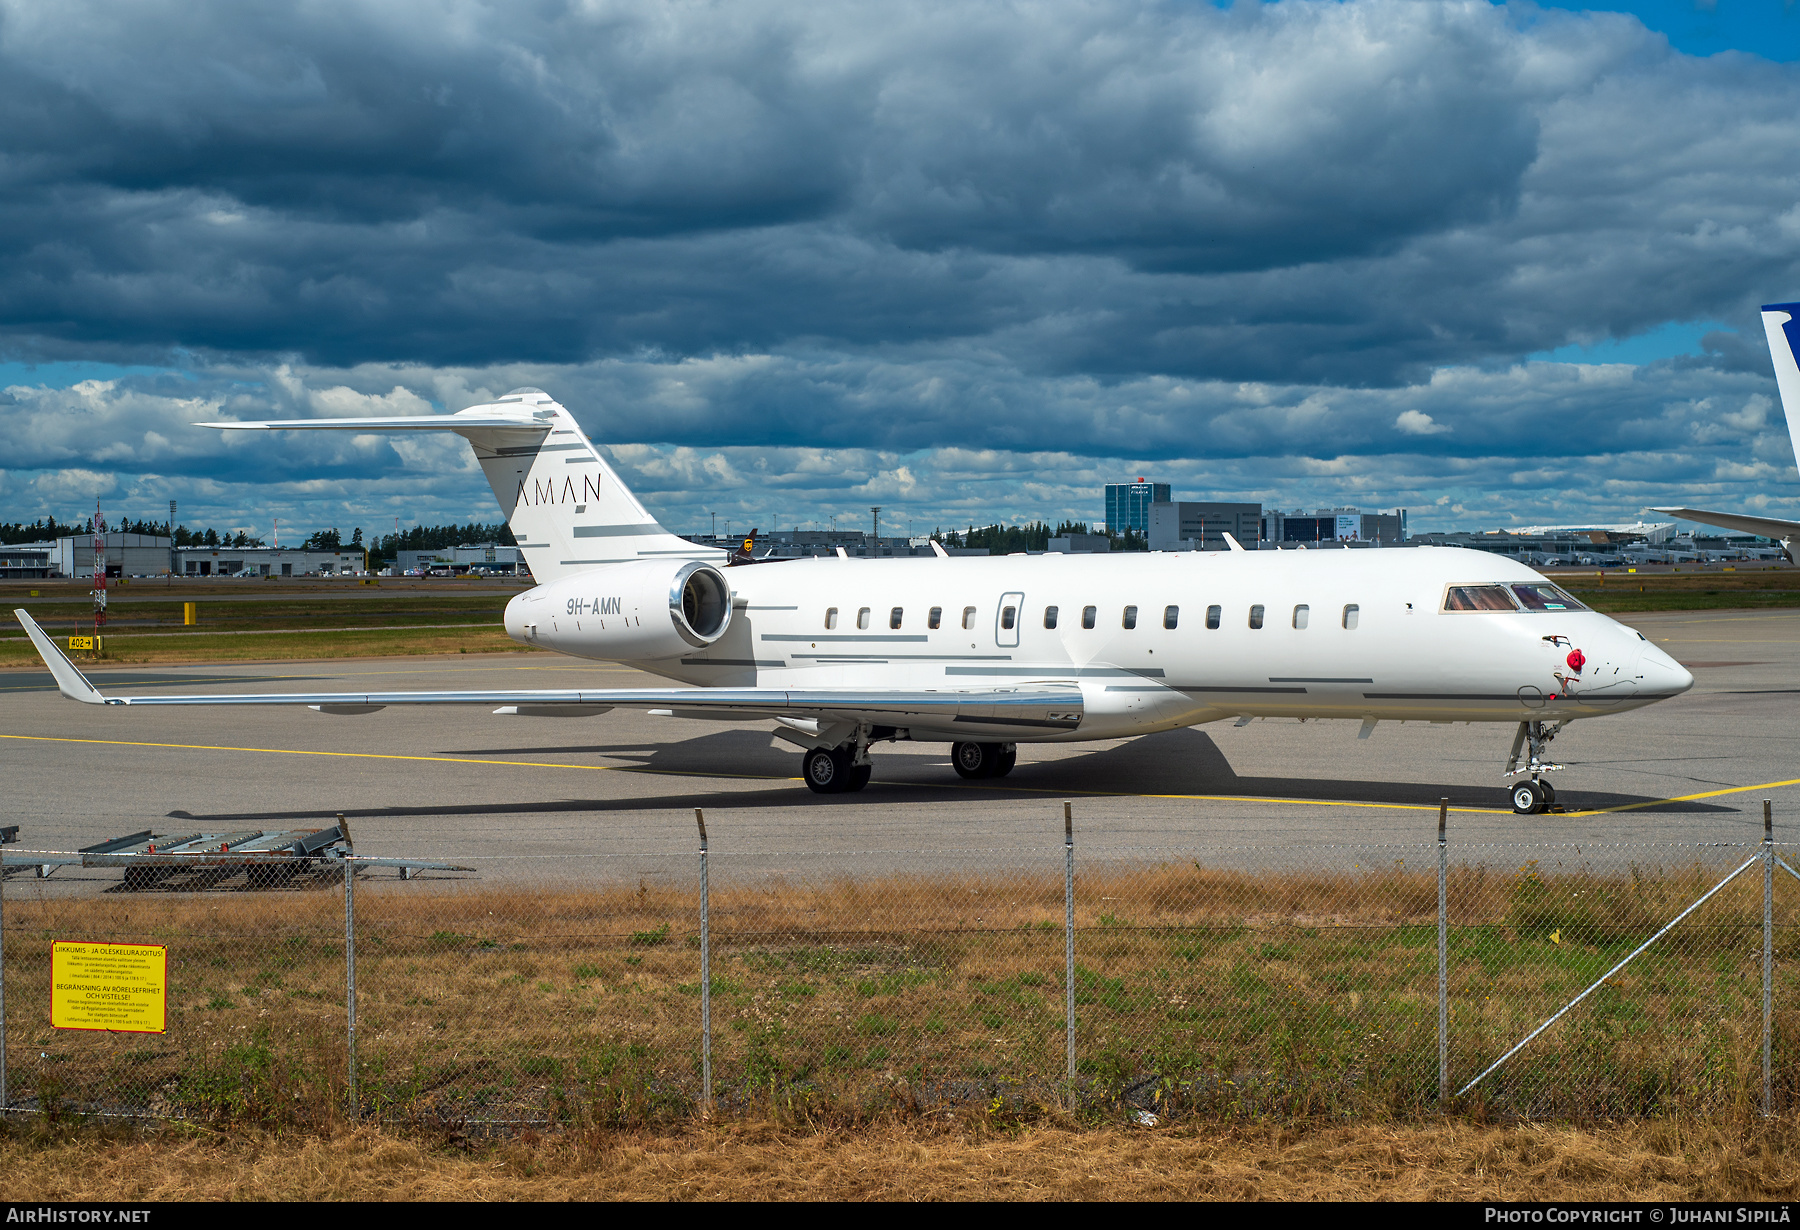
[{"xmin": 1504, "ymin": 720, "xmax": 1566, "ymax": 814}]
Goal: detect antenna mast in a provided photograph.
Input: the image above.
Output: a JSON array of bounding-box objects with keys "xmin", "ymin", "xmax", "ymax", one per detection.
[{"xmin": 91, "ymin": 501, "xmax": 107, "ymax": 650}]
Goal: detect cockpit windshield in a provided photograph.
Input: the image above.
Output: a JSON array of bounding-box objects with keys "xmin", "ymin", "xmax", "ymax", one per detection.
[
  {"xmin": 1442, "ymin": 585, "xmax": 1518, "ymax": 612},
  {"xmin": 1510, "ymin": 583, "xmax": 1586, "ymax": 612}
]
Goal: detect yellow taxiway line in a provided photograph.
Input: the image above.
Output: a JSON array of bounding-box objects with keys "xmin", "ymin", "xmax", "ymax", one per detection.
[{"xmin": 8, "ymin": 732, "xmax": 1800, "ymax": 816}]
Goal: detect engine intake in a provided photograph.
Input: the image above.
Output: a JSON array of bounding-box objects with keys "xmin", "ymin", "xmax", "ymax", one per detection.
[{"xmin": 505, "ymin": 560, "xmax": 734, "ymax": 662}]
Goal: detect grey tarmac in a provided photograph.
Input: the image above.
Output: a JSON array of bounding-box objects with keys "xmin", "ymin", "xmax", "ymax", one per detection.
[{"xmin": 1, "ymin": 608, "xmax": 1795, "ymax": 891}]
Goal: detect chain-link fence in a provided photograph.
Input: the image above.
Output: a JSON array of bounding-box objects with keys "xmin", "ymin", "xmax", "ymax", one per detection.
[{"xmin": 3, "ymin": 804, "xmax": 1800, "ymax": 1127}]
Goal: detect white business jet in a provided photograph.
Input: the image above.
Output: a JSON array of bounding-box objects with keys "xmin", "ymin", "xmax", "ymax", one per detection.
[
  {"xmin": 14, "ymin": 390, "xmax": 1692, "ymax": 815},
  {"xmin": 1652, "ymin": 301, "xmax": 1800, "ymax": 557}
]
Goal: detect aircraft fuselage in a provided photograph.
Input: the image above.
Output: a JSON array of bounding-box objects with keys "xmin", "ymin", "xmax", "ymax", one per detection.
[{"xmin": 504, "ymin": 545, "xmax": 1689, "ymax": 743}]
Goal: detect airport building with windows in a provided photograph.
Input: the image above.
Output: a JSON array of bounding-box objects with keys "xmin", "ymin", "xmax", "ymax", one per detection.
[
  {"xmin": 177, "ymin": 546, "xmax": 365, "ymax": 577},
  {"xmin": 1104, "ymin": 479, "xmax": 1171, "ymax": 535},
  {"xmin": 1147, "ymin": 501, "xmax": 1263, "ymax": 551},
  {"xmin": 13, "ymin": 534, "xmax": 367, "ymax": 578},
  {"xmin": 1262, "ymin": 508, "xmax": 1406, "ymax": 546},
  {"xmin": 393, "ymin": 544, "xmax": 526, "ymax": 575}
]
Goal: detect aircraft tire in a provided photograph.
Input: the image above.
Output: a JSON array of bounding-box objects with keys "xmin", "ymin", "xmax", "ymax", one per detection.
[
  {"xmin": 804, "ymin": 747, "xmax": 851, "ymax": 793},
  {"xmin": 994, "ymin": 748, "xmax": 1017, "ymax": 777},
  {"xmin": 951, "ymin": 741, "xmax": 996, "ymax": 779},
  {"xmin": 845, "ymin": 764, "xmax": 872, "ymax": 792},
  {"xmin": 1510, "ymin": 780, "xmax": 1545, "ymax": 815}
]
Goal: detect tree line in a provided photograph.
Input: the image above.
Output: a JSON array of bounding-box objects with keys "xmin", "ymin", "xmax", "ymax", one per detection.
[
  {"xmin": 931, "ymin": 520, "xmax": 1148, "ymax": 552},
  {"xmin": 0, "ymin": 515, "xmax": 515, "ymax": 562},
  {"xmin": 0, "ymin": 515, "xmax": 265, "ymax": 547}
]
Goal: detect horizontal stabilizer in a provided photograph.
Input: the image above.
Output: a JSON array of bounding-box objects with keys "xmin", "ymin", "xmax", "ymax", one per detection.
[{"xmin": 197, "ymin": 414, "xmax": 548, "ymax": 431}]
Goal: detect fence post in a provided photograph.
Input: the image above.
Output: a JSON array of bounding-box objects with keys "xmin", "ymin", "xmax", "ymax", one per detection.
[
  {"xmin": 1765, "ymin": 799, "xmax": 1774, "ymax": 1119},
  {"xmin": 1438, "ymin": 797, "xmax": 1448, "ymax": 1105},
  {"xmin": 1064, "ymin": 799, "xmax": 1075, "ymax": 1085},
  {"xmin": 1, "ymin": 833, "xmax": 9, "ymax": 1112},
  {"xmin": 696, "ymin": 808, "xmax": 712, "ymax": 1112},
  {"xmin": 341, "ymin": 813, "xmax": 357, "ymax": 1118}
]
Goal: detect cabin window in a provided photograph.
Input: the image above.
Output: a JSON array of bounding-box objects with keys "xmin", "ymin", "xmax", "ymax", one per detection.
[
  {"xmin": 1206, "ymin": 605, "xmax": 1221, "ymax": 630},
  {"xmin": 857, "ymin": 607, "xmax": 871, "ymax": 629},
  {"xmin": 1082, "ymin": 605, "xmax": 1096, "ymax": 629},
  {"xmin": 1001, "ymin": 605, "xmax": 1017, "ymax": 630},
  {"xmin": 1122, "ymin": 605, "xmax": 1138, "ymax": 630},
  {"xmin": 890, "ymin": 607, "xmax": 903, "ymax": 629},
  {"xmin": 929, "ymin": 607, "xmax": 942, "ymax": 629},
  {"xmin": 1163, "ymin": 605, "xmax": 1178, "ymax": 630},
  {"xmin": 1249, "ymin": 604, "xmax": 1265, "ymax": 629},
  {"xmin": 962, "ymin": 606, "xmax": 976, "ymax": 630},
  {"xmin": 1510, "ymin": 583, "xmax": 1587, "ymax": 612},
  {"xmin": 1342, "ymin": 604, "xmax": 1359, "ymax": 629},
  {"xmin": 1044, "ymin": 606, "xmax": 1059, "ymax": 630},
  {"xmin": 825, "ymin": 607, "xmax": 838, "ymax": 630},
  {"xmin": 1443, "ymin": 585, "xmax": 1517, "ymax": 612},
  {"xmin": 1293, "ymin": 604, "xmax": 1309, "ymax": 630}
]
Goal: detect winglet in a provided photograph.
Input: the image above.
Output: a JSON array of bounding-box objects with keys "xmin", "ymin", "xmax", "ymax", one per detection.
[
  {"xmin": 1763, "ymin": 303, "xmax": 1800, "ymax": 481},
  {"xmin": 1222, "ymin": 532, "xmax": 1246, "ymax": 552},
  {"xmin": 13, "ymin": 610, "xmax": 107, "ymax": 704}
]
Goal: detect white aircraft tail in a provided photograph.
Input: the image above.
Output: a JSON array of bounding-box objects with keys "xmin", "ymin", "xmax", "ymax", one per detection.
[
  {"xmin": 200, "ymin": 388, "xmax": 720, "ymax": 583},
  {"xmin": 1763, "ymin": 302, "xmax": 1800, "ymax": 474}
]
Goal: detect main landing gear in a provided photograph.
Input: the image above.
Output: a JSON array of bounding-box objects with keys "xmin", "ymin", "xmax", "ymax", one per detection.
[
  {"xmin": 951, "ymin": 741, "xmax": 1016, "ymax": 780},
  {"xmin": 1505, "ymin": 720, "xmax": 1566, "ymax": 815},
  {"xmin": 799, "ymin": 733, "xmax": 1019, "ymax": 795},
  {"xmin": 803, "ymin": 745, "xmax": 872, "ymax": 794}
]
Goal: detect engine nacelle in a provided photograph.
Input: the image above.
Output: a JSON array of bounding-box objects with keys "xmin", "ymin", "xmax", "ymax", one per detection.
[{"xmin": 504, "ymin": 560, "xmax": 733, "ymax": 662}]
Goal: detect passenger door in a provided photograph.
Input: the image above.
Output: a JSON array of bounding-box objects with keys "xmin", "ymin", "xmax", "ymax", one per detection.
[{"xmin": 995, "ymin": 591, "xmax": 1024, "ymax": 648}]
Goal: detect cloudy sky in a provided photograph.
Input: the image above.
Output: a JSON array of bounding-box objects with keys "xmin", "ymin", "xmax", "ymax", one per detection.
[{"xmin": 2, "ymin": 0, "xmax": 1799, "ymax": 543}]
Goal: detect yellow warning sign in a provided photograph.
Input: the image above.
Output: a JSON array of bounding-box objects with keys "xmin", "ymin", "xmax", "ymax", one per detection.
[{"xmin": 51, "ymin": 942, "xmax": 166, "ymax": 1034}]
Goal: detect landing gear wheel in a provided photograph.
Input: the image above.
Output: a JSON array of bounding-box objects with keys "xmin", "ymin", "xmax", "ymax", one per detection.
[
  {"xmin": 952, "ymin": 741, "xmax": 1001, "ymax": 779},
  {"xmin": 1510, "ymin": 780, "xmax": 1547, "ymax": 815},
  {"xmin": 994, "ymin": 747, "xmax": 1017, "ymax": 777},
  {"xmin": 804, "ymin": 747, "xmax": 850, "ymax": 794},
  {"xmin": 1539, "ymin": 781, "xmax": 1556, "ymax": 806},
  {"xmin": 803, "ymin": 747, "xmax": 873, "ymax": 794}
]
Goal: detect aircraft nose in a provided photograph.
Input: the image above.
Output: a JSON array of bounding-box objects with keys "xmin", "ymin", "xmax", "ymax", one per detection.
[{"xmin": 1637, "ymin": 640, "xmax": 1693, "ymax": 696}]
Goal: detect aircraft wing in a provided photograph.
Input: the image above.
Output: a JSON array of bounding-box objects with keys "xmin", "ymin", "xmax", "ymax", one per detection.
[
  {"xmin": 1647, "ymin": 507, "xmax": 1800, "ymax": 541},
  {"xmin": 13, "ymin": 611, "xmax": 1082, "ymax": 736}
]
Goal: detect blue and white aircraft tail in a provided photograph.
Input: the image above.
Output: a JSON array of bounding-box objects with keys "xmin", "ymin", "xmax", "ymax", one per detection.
[{"xmin": 1652, "ymin": 303, "xmax": 1800, "ymax": 552}]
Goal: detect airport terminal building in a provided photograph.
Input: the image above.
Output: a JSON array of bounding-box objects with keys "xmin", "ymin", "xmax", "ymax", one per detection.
[{"xmin": 12, "ymin": 534, "xmax": 366, "ymax": 578}]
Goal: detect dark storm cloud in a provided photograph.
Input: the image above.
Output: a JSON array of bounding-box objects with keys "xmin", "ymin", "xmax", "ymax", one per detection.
[
  {"xmin": 6, "ymin": 0, "xmax": 1800, "ymax": 536},
  {"xmin": 5, "ymin": 0, "xmax": 1795, "ymax": 384}
]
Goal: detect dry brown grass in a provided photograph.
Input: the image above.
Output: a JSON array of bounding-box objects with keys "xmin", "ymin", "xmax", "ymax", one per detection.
[
  {"xmin": 1, "ymin": 1116, "xmax": 1799, "ymax": 1200},
  {"xmin": 4, "ymin": 856, "xmax": 1793, "ymax": 1129}
]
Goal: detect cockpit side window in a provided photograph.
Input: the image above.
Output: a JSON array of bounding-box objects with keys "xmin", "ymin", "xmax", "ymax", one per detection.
[
  {"xmin": 1510, "ymin": 583, "xmax": 1587, "ymax": 612},
  {"xmin": 1442, "ymin": 585, "xmax": 1519, "ymax": 612}
]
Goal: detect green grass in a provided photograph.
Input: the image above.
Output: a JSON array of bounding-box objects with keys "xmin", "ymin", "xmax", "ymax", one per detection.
[{"xmin": 1562, "ymin": 569, "xmax": 1800, "ymax": 613}]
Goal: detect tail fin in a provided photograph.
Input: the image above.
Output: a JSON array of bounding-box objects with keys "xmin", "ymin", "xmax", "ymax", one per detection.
[
  {"xmin": 1762, "ymin": 303, "xmax": 1800, "ymax": 473},
  {"xmin": 200, "ymin": 388, "xmax": 720, "ymax": 583}
]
